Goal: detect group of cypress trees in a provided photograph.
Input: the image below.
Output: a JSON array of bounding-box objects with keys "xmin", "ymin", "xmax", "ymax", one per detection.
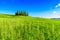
[{"xmin": 15, "ymin": 11, "xmax": 28, "ymax": 16}]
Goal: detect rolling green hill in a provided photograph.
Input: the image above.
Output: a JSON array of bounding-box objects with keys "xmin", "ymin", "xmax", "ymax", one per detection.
[{"xmin": 0, "ymin": 14, "xmax": 60, "ymax": 40}]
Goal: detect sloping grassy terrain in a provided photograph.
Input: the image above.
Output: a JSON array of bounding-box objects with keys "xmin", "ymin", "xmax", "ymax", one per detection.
[{"xmin": 0, "ymin": 14, "xmax": 60, "ymax": 40}]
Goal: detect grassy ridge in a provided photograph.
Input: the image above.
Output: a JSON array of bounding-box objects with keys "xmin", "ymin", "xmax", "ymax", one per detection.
[{"xmin": 0, "ymin": 14, "xmax": 60, "ymax": 40}]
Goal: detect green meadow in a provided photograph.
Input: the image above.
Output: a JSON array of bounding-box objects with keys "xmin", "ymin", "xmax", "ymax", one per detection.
[{"xmin": 0, "ymin": 14, "xmax": 60, "ymax": 40}]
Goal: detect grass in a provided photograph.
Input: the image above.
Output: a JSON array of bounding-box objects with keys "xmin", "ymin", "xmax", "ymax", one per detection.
[{"xmin": 0, "ymin": 14, "xmax": 60, "ymax": 40}]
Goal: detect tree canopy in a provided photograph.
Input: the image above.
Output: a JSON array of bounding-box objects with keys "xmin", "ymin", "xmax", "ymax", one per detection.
[{"xmin": 15, "ymin": 11, "xmax": 28, "ymax": 16}]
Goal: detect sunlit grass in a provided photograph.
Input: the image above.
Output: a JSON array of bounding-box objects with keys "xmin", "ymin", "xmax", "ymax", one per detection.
[{"xmin": 0, "ymin": 14, "xmax": 60, "ymax": 40}]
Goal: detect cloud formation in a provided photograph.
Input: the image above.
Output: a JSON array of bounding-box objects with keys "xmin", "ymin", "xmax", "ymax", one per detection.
[
  {"xmin": 56, "ymin": 3, "xmax": 60, "ymax": 8},
  {"xmin": 53, "ymin": 11, "xmax": 57, "ymax": 14}
]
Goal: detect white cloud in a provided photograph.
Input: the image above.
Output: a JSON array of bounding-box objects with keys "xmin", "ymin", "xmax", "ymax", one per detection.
[
  {"xmin": 56, "ymin": 3, "xmax": 60, "ymax": 8},
  {"xmin": 53, "ymin": 11, "xmax": 57, "ymax": 14},
  {"xmin": 29, "ymin": 11, "xmax": 60, "ymax": 18},
  {"xmin": 52, "ymin": 11, "xmax": 60, "ymax": 18}
]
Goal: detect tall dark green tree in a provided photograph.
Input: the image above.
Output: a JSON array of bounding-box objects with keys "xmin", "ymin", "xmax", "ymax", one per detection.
[{"xmin": 15, "ymin": 11, "xmax": 28, "ymax": 16}]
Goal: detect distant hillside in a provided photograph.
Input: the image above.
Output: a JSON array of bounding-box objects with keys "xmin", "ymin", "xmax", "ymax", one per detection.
[
  {"xmin": 0, "ymin": 14, "xmax": 14, "ymax": 18},
  {"xmin": 51, "ymin": 18, "xmax": 60, "ymax": 20}
]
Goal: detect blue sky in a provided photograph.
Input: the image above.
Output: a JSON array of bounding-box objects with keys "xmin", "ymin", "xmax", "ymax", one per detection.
[{"xmin": 0, "ymin": 0, "xmax": 60, "ymax": 18}]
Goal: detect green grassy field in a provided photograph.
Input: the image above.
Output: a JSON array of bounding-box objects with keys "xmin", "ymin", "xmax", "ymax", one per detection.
[{"xmin": 0, "ymin": 14, "xmax": 60, "ymax": 40}]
